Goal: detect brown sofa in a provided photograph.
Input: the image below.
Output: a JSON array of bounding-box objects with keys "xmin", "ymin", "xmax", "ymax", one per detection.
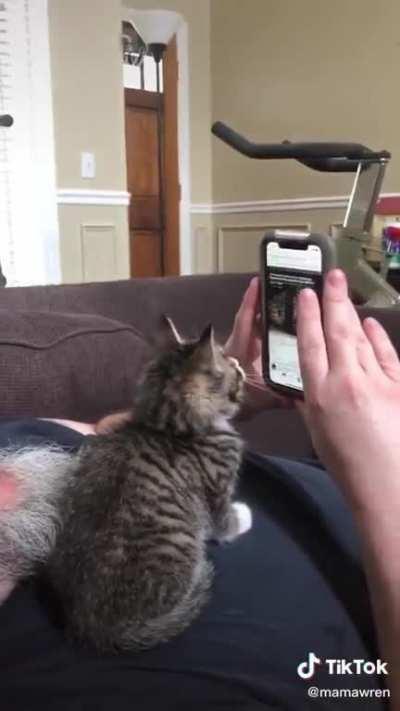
[{"xmin": 0, "ymin": 273, "xmax": 399, "ymax": 458}]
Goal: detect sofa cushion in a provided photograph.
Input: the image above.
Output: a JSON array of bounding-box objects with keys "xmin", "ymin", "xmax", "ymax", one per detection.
[{"xmin": 0, "ymin": 310, "xmax": 151, "ymax": 421}]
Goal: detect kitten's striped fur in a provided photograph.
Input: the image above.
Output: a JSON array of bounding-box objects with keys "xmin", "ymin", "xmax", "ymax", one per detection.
[{"xmin": 48, "ymin": 319, "xmax": 251, "ymax": 651}]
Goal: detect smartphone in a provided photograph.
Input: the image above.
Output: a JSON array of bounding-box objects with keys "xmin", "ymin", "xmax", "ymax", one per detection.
[{"xmin": 260, "ymin": 231, "xmax": 335, "ymax": 396}]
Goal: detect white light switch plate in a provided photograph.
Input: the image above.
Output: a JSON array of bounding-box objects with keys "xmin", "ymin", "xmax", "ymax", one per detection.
[{"xmin": 81, "ymin": 151, "xmax": 96, "ymax": 179}]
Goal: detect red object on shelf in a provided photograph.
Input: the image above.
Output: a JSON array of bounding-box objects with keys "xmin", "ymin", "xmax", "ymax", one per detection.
[
  {"xmin": 384, "ymin": 225, "xmax": 400, "ymax": 240},
  {"xmin": 375, "ymin": 196, "xmax": 400, "ymax": 215}
]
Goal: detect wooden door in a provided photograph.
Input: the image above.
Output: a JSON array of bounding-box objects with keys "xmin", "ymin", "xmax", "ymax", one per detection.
[
  {"xmin": 125, "ymin": 38, "xmax": 180, "ymax": 278},
  {"xmin": 125, "ymin": 90, "xmax": 163, "ymax": 276}
]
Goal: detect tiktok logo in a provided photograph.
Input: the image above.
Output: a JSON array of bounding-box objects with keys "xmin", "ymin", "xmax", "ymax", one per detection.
[
  {"xmin": 297, "ymin": 652, "xmax": 322, "ymax": 679},
  {"xmin": 297, "ymin": 653, "xmax": 389, "ymax": 678}
]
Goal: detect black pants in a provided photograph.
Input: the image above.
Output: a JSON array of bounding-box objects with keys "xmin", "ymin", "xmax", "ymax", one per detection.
[{"xmin": 0, "ymin": 420, "xmax": 386, "ymax": 710}]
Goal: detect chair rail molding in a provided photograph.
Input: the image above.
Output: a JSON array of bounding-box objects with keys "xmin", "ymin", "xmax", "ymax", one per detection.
[
  {"xmin": 190, "ymin": 193, "xmax": 400, "ymax": 215},
  {"xmin": 57, "ymin": 189, "xmax": 130, "ymax": 206}
]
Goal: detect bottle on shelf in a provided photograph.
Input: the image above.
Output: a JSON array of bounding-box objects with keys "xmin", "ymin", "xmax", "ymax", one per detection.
[{"xmin": 382, "ymin": 223, "xmax": 400, "ymax": 270}]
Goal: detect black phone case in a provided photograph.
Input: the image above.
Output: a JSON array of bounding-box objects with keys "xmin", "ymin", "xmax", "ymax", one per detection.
[{"xmin": 259, "ymin": 230, "xmax": 336, "ymax": 397}]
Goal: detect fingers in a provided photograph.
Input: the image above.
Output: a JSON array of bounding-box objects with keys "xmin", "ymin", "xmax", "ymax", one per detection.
[
  {"xmin": 363, "ymin": 317, "xmax": 400, "ymax": 381},
  {"xmin": 322, "ymin": 270, "xmax": 360, "ymax": 370},
  {"xmin": 224, "ymin": 277, "xmax": 259, "ymax": 356},
  {"xmin": 296, "ymin": 287, "xmax": 329, "ymax": 395},
  {"xmin": 298, "ymin": 270, "xmax": 400, "ymax": 404},
  {"xmin": 238, "ymin": 276, "xmax": 259, "ymax": 327},
  {"xmin": 323, "ymin": 270, "xmax": 381, "ymax": 375},
  {"xmin": 342, "ymin": 294, "xmax": 381, "ymax": 376}
]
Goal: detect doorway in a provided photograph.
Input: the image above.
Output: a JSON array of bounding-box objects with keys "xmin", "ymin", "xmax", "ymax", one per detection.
[{"xmin": 124, "ymin": 38, "xmax": 180, "ymax": 277}]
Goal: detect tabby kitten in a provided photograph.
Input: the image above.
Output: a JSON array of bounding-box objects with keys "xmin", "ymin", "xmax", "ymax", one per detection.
[{"xmin": 47, "ymin": 318, "xmax": 252, "ymax": 652}]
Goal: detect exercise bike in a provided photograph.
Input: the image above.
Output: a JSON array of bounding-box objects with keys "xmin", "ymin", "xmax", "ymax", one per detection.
[{"xmin": 212, "ymin": 121, "xmax": 400, "ymax": 309}]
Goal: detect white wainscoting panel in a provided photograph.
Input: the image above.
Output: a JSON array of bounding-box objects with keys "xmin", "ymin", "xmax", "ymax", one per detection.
[
  {"xmin": 80, "ymin": 223, "xmax": 117, "ymax": 282},
  {"xmin": 217, "ymin": 223, "xmax": 310, "ymax": 273}
]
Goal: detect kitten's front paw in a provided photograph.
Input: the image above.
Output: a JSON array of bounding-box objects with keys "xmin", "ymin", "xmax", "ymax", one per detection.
[
  {"xmin": 95, "ymin": 410, "xmax": 132, "ymax": 434},
  {"xmin": 232, "ymin": 501, "xmax": 252, "ymax": 536},
  {"xmin": 0, "ymin": 575, "xmax": 16, "ymax": 606}
]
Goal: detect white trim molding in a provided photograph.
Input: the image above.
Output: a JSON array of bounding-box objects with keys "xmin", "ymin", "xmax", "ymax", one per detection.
[
  {"xmin": 57, "ymin": 189, "xmax": 130, "ymax": 206},
  {"xmin": 56, "ymin": 190, "xmax": 400, "ymax": 213},
  {"xmin": 191, "ymin": 193, "xmax": 400, "ymax": 215}
]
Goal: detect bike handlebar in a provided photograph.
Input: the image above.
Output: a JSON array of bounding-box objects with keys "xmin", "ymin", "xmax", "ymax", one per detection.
[{"xmin": 212, "ymin": 121, "xmax": 390, "ymax": 171}]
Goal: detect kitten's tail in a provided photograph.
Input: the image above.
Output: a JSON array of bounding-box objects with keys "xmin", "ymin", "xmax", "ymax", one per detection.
[
  {"xmin": 120, "ymin": 559, "xmax": 214, "ymax": 651},
  {"xmin": 84, "ymin": 558, "xmax": 214, "ymax": 652},
  {"xmin": 0, "ymin": 445, "xmax": 76, "ymax": 585}
]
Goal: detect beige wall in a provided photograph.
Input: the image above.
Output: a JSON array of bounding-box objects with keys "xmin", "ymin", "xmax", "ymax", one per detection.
[
  {"xmin": 49, "ymin": 0, "xmax": 129, "ymax": 283},
  {"xmin": 211, "ymin": 0, "xmax": 400, "ymax": 203},
  {"xmin": 49, "ymin": 0, "xmax": 126, "ymax": 190}
]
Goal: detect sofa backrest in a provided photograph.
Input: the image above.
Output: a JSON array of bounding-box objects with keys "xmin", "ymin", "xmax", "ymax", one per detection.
[
  {"xmin": 0, "ymin": 274, "xmax": 398, "ymax": 458},
  {"xmin": 0, "ymin": 274, "xmax": 253, "ymax": 428},
  {"xmin": 0, "ymin": 274, "xmax": 252, "ymax": 344}
]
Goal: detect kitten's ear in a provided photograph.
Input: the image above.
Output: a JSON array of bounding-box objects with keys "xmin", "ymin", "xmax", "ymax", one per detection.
[
  {"xmin": 199, "ymin": 323, "xmax": 214, "ymax": 345},
  {"xmin": 155, "ymin": 314, "xmax": 183, "ymax": 348},
  {"xmin": 193, "ymin": 323, "xmax": 217, "ymax": 363}
]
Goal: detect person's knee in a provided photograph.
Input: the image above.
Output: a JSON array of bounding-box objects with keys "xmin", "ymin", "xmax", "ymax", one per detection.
[
  {"xmin": 0, "ymin": 446, "xmax": 75, "ymax": 584},
  {"xmin": 0, "ymin": 469, "xmax": 20, "ymax": 509}
]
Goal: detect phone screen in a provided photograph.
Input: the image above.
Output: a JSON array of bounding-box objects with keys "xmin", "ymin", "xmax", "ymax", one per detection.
[{"xmin": 264, "ymin": 241, "xmax": 322, "ymax": 392}]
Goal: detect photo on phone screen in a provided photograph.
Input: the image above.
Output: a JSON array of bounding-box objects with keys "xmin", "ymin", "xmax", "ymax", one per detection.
[{"xmin": 264, "ymin": 241, "xmax": 322, "ymax": 392}]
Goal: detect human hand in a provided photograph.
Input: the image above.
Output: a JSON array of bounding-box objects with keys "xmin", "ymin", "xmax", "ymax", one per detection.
[
  {"xmin": 296, "ymin": 268, "xmax": 400, "ymax": 512},
  {"xmin": 224, "ymin": 277, "xmax": 293, "ymax": 418}
]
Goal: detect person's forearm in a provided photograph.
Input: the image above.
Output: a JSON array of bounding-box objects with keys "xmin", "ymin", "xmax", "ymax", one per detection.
[
  {"xmin": 42, "ymin": 410, "xmax": 133, "ymax": 435},
  {"xmin": 354, "ymin": 504, "xmax": 400, "ymax": 708},
  {"xmin": 40, "ymin": 418, "xmax": 96, "ymax": 435}
]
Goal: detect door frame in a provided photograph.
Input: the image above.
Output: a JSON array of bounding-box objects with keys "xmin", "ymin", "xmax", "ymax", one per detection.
[
  {"xmin": 175, "ymin": 20, "xmax": 191, "ymax": 274},
  {"xmin": 121, "ymin": 12, "xmax": 191, "ymax": 275}
]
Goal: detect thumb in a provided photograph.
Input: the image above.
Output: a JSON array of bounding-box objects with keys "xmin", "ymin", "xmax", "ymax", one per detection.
[{"xmin": 225, "ymin": 277, "xmax": 259, "ymax": 354}]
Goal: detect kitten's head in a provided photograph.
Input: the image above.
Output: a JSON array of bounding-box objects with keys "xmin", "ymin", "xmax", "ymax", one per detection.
[{"xmin": 134, "ymin": 317, "xmax": 245, "ymax": 433}]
